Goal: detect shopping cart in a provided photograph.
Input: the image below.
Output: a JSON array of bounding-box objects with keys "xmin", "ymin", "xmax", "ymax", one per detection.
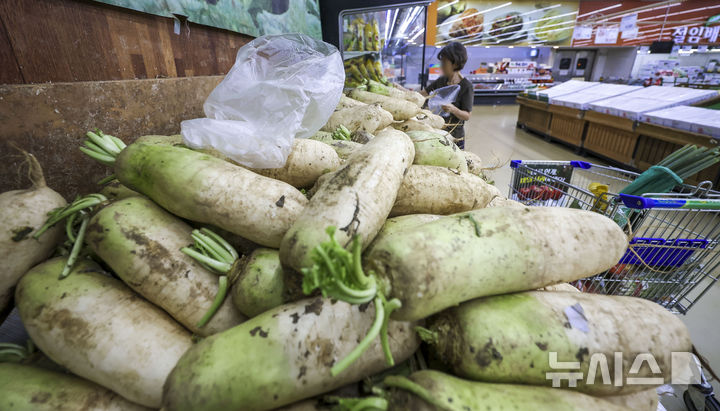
[{"xmin": 509, "ymin": 160, "xmax": 720, "ymax": 315}]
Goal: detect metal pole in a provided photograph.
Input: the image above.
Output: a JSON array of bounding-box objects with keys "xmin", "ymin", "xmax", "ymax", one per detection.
[{"xmin": 420, "ymin": 5, "xmax": 428, "ymax": 89}]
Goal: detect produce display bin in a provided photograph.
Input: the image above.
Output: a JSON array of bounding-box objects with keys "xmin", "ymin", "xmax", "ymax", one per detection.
[
  {"xmin": 582, "ymin": 110, "xmax": 639, "ymax": 165},
  {"xmin": 508, "ymin": 160, "xmax": 720, "ymax": 314},
  {"xmin": 589, "ymin": 86, "xmax": 718, "ymax": 121},
  {"xmin": 516, "ymin": 96, "xmax": 551, "ymax": 135},
  {"xmin": 639, "ymin": 106, "xmax": 720, "ymax": 139},
  {"xmin": 634, "ymin": 122, "xmax": 720, "ymax": 187},
  {"xmin": 338, "ymin": 2, "xmax": 431, "ymax": 88},
  {"xmin": 538, "ymin": 79, "xmax": 599, "ymax": 103},
  {"xmin": 547, "ymin": 104, "xmax": 585, "ymax": 148},
  {"xmin": 550, "ymin": 84, "xmax": 641, "ymax": 110}
]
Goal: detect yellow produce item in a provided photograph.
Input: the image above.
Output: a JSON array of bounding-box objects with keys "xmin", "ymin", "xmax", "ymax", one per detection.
[
  {"xmin": 365, "ymin": 59, "xmax": 379, "ymax": 81},
  {"xmin": 364, "ymin": 23, "xmax": 373, "ymax": 52},
  {"xmin": 589, "ymin": 182, "xmax": 610, "ymax": 212},
  {"xmin": 373, "ymin": 20, "xmax": 380, "ymax": 50}
]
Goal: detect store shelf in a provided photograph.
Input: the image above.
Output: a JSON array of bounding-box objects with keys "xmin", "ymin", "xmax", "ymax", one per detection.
[
  {"xmin": 469, "ymin": 74, "xmax": 552, "ymax": 80},
  {"xmin": 342, "ymin": 51, "xmax": 380, "ymax": 60},
  {"xmin": 474, "ymin": 89, "xmax": 523, "ymax": 97}
]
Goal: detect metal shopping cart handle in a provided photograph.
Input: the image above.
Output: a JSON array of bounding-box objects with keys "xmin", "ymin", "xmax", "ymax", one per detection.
[
  {"xmin": 510, "ymin": 160, "xmax": 593, "ymax": 169},
  {"xmin": 619, "ymin": 194, "xmax": 720, "ymax": 210}
]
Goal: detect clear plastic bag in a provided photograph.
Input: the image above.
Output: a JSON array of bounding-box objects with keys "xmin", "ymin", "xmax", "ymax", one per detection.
[
  {"xmin": 181, "ymin": 33, "xmax": 344, "ymax": 168},
  {"xmin": 427, "ymin": 84, "xmax": 461, "ymax": 118}
]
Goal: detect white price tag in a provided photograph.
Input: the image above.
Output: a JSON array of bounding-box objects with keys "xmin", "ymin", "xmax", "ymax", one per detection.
[
  {"xmin": 595, "ymin": 26, "xmax": 619, "ymax": 44},
  {"xmin": 620, "ymin": 13, "xmax": 637, "ymax": 32},
  {"xmin": 573, "ymin": 25, "xmax": 593, "ymax": 40},
  {"xmin": 621, "ymin": 26, "xmax": 638, "ymax": 39}
]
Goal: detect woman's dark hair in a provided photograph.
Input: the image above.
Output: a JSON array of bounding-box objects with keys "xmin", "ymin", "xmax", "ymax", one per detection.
[{"xmin": 438, "ymin": 42, "xmax": 468, "ymax": 71}]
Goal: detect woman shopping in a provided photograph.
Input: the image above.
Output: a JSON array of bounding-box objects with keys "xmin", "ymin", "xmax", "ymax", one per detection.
[{"xmin": 421, "ymin": 42, "xmax": 473, "ymax": 149}]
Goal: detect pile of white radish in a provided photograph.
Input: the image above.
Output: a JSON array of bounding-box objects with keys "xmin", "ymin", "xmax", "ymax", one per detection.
[{"xmin": 0, "ymin": 82, "xmax": 693, "ymax": 411}]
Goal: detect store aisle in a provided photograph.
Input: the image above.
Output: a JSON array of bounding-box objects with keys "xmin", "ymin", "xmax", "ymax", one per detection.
[
  {"xmin": 464, "ymin": 104, "xmax": 720, "ymax": 408},
  {"xmin": 464, "ymin": 105, "xmax": 591, "ymax": 190}
]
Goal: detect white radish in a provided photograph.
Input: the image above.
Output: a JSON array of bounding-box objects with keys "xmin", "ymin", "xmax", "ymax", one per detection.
[
  {"xmin": 16, "ymin": 257, "xmax": 193, "ymax": 407},
  {"xmin": 1, "ymin": 153, "xmax": 65, "ymax": 315}
]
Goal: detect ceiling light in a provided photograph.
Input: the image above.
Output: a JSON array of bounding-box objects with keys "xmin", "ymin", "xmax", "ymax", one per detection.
[
  {"xmin": 437, "ymin": 2, "xmax": 512, "ymax": 27},
  {"xmin": 437, "ymin": 0, "xmax": 458, "ymax": 11},
  {"xmin": 409, "ymin": 28, "xmax": 425, "ymax": 42},
  {"xmin": 577, "ymin": 4, "xmax": 622, "ymax": 19}
]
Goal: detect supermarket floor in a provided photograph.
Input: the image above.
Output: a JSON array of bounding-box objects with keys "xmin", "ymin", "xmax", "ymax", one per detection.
[{"xmin": 464, "ymin": 104, "xmax": 720, "ymax": 409}]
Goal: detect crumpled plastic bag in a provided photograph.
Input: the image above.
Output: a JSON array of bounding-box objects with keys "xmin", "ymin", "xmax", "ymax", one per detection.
[
  {"xmin": 427, "ymin": 84, "xmax": 461, "ymax": 118},
  {"xmin": 181, "ymin": 33, "xmax": 344, "ymax": 168}
]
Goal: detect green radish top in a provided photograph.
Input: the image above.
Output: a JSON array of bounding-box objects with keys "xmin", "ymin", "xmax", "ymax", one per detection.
[
  {"xmin": 33, "ymin": 193, "xmax": 108, "ymax": 279},
  {"xmin": 0, "ymin": 340, "xmax": 36, "ymax": 364},
  {"xmin": 301, "ymin": 227, "xmax": 401, "ymax": 376},
  {"xmin": 366, "ymin": 79, "xmax": 391, "ymax": 96},
  {"xmin": 180, "ymin": 227, "xmax": 241, "ymax": 329},
  {"xmin": 78, "ymin": 130, "xmax": 127, "ymax": 167}
]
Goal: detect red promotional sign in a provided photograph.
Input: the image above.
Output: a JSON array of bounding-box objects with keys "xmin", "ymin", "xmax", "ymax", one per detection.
[{"xmin": 572, "ymin": 0, "xmax": 720, "ymax": 47}]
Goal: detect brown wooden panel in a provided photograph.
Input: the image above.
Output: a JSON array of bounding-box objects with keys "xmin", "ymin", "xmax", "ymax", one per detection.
[
  {"xmin": 516, "ymin": 96, "xmax": 549, "ymax": 110},
  {"xmin": 585, "ymin": 110, "xmax": 636, "ymax": 132},
  {"xmin": 584, "ymin": 122, "xmax": 639, "ymax": 165},
  {"xmin": 0, "ymin": 76, "xmax": 223, "ymax": 199},
  {"xmin": 635, "ymin": 122, "xmax": 716, "ymax": 147},
  {"xmin": 518, "ymin": 104, "xmax": 552, "ymax": 134},
  {"xmin": 548, "ymin": 104, "xmax": 583, "ymax": 119},
  {"xmin": 691, "ymin": 163, "xmax": 720, "ymax": 187},
  {"xmin": 0, "ymin": 17, "xmax": 23, "ymax": 84},
  {"xmin": 549, "ymin": 113, "xmax": 585, "ymax": 147},
  {"xmin": 0, "ymin": 0, "xmax": 252, "ymax": 84}
]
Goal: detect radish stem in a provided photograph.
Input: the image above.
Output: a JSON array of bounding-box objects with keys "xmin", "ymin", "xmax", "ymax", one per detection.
[
  {"xmin": 33, "ymin": 194, "xmax": 106, "ymax": 278},
  {"xmin": 0, "ymin": 341, "xmax": 35, "ymax": 363},
  {"xmin": 301, "ymin": 227, "xmax": 377, "ymax": 303},
  {"xmin": 97, "ymin": 174, "xmax": 116, "ymax": 186},
  {"xmin": 65, "ymin": 212, "xmax": 79, "ymax": 242},
  {"xmin": 331, "ymin": 295, "xmax": 384, "ymax": 376},
  {"xmin": 302, "ymin": 227, "xmax": 401, "ymax": 373},
  {"xmin": 181, "ymin": 228, "xmax": 239, "ymax": 328},
  {"xmin": 34, "ymin": 194, "xmax": 107, "ymax": 238},
  {"xmin": 200, "ymin": 228, "xmax": 238, "ymax": 260},
  {"xmin": 196, "ymin": 276, "xmax": 228, "ymax": 329},
  {"xmin": 458, "ymin": 214, "xmax": 482, "ymax": 237},
  {"xmin": 60, "ymin": 214, "xmax": 89, "ymax": 279},
  {"xmin": 380, "ymin": 296, "xmax": 402, "ymax": 366},
  {"xmin": 80, "ymin": 130, "xmax": 126, "ymax": 167},
  {"xmin": 181, "ymin": 247, "xmax": 232, "ymax": 273}
]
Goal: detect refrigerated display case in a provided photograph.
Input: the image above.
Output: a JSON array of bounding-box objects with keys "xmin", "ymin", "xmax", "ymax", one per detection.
[
  {"xmin": 336, "ymin": 2, "xmax": 432, "ymax": 89},
  {"xmin": 469, "ymin": 61, "xmax": 554, "ymax": 105}
]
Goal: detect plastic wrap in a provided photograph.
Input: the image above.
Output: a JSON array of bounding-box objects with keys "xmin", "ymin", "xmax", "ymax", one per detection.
[
  {"xmin": 181, "ymin": 33, "xmax": 344, "ymax": 168},
  {"xmin": 427, "ymin": 84, "xmax": 461, "ymax": 117}
]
